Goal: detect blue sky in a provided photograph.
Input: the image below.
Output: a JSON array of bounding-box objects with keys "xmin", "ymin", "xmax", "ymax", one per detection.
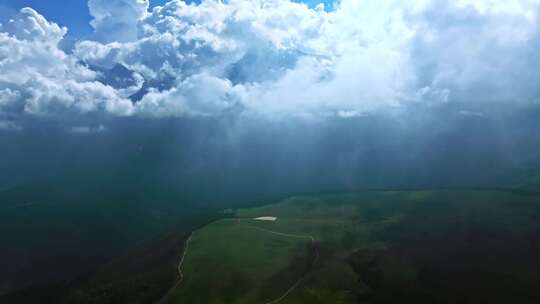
[
  {"xmin": 0, "ymin": 0, "xmax": 333, "ymax": 38},
  {"xmin": 0, "ymin": 0, "xmax": 173, "ymax": 37}
]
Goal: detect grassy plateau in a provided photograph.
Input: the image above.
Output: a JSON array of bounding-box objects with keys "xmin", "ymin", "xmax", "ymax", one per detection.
[{"xmin": 164, "ymin": 190, "xmax": 540, "ymax": 304}]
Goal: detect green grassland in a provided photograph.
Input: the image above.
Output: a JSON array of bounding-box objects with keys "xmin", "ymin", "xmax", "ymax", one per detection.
[
  {"xmin": 165, "ymin": 190, "xmax": 540, "ymax": 304},
  {"xmin": 165, "ymin": 220, "xmax": 312, "ymax": 304}
]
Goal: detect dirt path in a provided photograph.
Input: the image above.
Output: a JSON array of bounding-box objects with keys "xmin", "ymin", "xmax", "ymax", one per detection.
[
  {"xmin": 243, "ymin": 223, "xmax": 319, "ymax": 304},
  {"xmin": 155, "ymin": 232, "xmax": 194, "ymax": 304},
  {"xmin": 177, "ymin": 234, "xmax": 194, "ymax": 282},
  {"xmin": 157, "ymin": 219, "xmax": 319, "ymax": 304}
]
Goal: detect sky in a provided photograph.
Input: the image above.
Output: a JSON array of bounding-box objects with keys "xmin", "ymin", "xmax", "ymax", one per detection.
[
  {"xmin": 0, "ymin": 0, "xmax": 193, "ymax": 37},
  {"xmin": 2, "ymin": 0, "xmax": 540, "ymax": 124},
  {"xmin": 1, "ymin": 0, "xmax": 540, "ymax": 190},
  {"xmin": 0, "ymin": 0, "xmax": 334, "ymax": 37}
]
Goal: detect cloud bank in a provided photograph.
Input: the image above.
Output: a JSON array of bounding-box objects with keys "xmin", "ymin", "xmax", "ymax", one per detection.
[
  {"xmin": 88, "ymin": 0, "xmax": 149, "ymax": 43},
  {"xmin": 1, "ymin": 0, "xmax": 540, "ymax": 123}
]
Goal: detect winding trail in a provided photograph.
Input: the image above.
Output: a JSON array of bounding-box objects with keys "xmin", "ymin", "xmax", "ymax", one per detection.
[
  {"xmin": 244, "ymin": 224, "xmax": 319, "ymax": 304},
  {"xmin": 155, "ymin": 233, "xmax": 194, "ymax": 304},
  {"xmin": 176, "ymin": 234, "xmax": 194, "ymax": 283},
  {"xmin": 157, "ymin": 219, "xmax": 319, "ymax": 304}
]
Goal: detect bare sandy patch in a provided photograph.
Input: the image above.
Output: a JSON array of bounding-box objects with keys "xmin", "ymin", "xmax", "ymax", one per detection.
[{"xmin": 254, "ymin": 216, "xmax": 277, "ymax": 221}]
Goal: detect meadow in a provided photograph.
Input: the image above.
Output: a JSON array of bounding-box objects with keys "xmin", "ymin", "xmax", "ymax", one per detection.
[{"xmin": 166, "ymin": 190, "xmax": 540, "ymax": 304}]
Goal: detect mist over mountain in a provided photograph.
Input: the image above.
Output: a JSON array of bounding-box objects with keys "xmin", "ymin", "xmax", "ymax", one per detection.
[{"xmin": 1, "ymin": 105, "xmax": 538, "ymax": 198}]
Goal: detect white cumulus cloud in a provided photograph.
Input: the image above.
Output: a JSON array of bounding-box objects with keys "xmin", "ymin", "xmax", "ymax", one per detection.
[
  {"xmin": 2, "ymin": 0, "xmax": 540, "ymax": 121},
  {"xmin": 0, "ymin": 8, "xmax": 134, "ymax": 117},
  {"xmin": 88, "ymin": 0, "xmax": 149, "ymax": 43}
]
